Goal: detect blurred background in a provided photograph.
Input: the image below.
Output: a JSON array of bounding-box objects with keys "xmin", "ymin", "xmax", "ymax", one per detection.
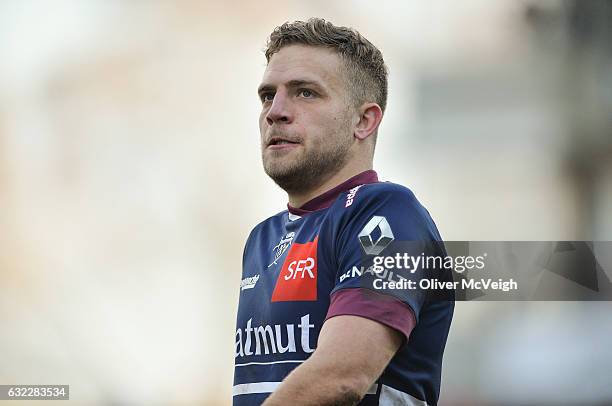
[{"xmin": 1, "ymin": 0, "xmax": 611, "ymax": 405}]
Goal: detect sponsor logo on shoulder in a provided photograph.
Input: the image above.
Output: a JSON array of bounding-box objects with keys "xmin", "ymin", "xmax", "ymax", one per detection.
[
  {"xmin": 240, "ymin": 274, "xmax": 260, "ymax": 290},
  {"xmin": 339, "ymin": 264, "xmax": 405, "ymax": 284},
  {"xmin": 345, "ymin": 185, "xmax": 364, "ymax": 207},
  {"xmin": 339, "ymin": 265, "xmax": 364, "ymax": 282},
  {"xmin": 268, "ymin": 232, "xmax": 295, "ymax": 268},
  {"xmin": 358, "ymin": 215, "xmax": 394, "ymax": 255}
]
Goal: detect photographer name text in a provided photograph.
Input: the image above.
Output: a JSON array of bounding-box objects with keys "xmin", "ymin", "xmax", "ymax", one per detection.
[{"xmin": 373, "ymin": 277, "xmax": 518, "ymax": 292}]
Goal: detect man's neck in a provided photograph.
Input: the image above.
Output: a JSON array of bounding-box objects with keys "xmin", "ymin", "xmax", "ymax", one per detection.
[{"xmin": 288, "ymin": 163, "xmax": 373, "ymax": 208}]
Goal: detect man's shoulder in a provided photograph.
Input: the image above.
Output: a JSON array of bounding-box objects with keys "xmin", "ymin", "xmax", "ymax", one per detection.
[
  {"xmin": 334, "ymin": 180, "xmax": 420, "ymax": 212},
  {"xmin": 248, "ymin": 209, "xmax": 287, "ymax": 235},
  {"xmin": 241, "ymin": 210, "xmax": 288, "ymax": 252},
  {"xmin": 330, "ymin": 180, "xmax": 443, "ymax": 241}
]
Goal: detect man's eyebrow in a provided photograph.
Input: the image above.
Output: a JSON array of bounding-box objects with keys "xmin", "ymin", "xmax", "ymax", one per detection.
[
  {"xmin": 257, "ymin": 80, "xmax": 325, "ymax": 95},
  {"xmin": 286, "ymin": 79, "xmax": 325, "ymax": 89},
  {"xmin": 257, "ymin": 84, "xmax": 275, "ymax": 96}
]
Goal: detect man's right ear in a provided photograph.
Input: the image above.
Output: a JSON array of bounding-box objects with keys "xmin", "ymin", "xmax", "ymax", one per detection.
[{"xmin": 354, "ymin": 103, "xmax": 383, "ymax": 141}]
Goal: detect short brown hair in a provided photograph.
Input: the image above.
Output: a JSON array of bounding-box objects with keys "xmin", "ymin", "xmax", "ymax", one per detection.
[{"xmin": 265, "ymin": 18, "xmax": 388, "ymax": 113}]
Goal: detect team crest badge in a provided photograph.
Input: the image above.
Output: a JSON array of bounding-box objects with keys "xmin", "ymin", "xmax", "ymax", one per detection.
[{"xmin": 268, "ymin": 232, "xmax": 295, "ymax": 268}]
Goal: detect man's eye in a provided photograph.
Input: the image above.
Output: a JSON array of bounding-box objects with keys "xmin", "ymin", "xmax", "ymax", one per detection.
[
  {"xmin": 299, "ymin": 89, "xmax": 314, "ymax": 98},
  {"xmin": 261, "ymin": 93, "xmax": 274, "ymax": 103}
]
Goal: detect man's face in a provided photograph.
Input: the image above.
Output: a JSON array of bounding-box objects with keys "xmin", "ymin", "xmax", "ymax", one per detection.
[{"xmin": 258, "ymin": 44, "xmax": 355, "ymax": 194}]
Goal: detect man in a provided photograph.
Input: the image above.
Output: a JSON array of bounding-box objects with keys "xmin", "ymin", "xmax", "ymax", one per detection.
[{"xmin": 234, "ymin": 18, "xmax": 454, "ymax": 406}]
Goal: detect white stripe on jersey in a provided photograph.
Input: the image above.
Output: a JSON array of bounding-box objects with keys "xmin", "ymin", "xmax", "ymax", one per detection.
[
  {"xmin": 379, "ymin": 384, "xmax": 428, "ymax": 405},
  {"xmin": 235, "ymin": 359, "xmax": 305, "ymax": 367},
  {"xmin": 232, "ymin": 381, "xmax": 378, "ymax": 396},
  {"xmin": 233, "ymin": 382, "xmax": 280, "ymax": 395}
]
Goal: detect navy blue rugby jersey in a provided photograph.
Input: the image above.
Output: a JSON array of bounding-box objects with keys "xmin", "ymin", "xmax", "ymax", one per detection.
[{"xmin": 233, "ymin": 170, "xmax": 454, "ymax": 406}]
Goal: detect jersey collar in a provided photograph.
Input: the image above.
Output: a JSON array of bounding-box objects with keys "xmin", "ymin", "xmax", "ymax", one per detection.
[{"xmin": 287, "ymin": 170, "xmax": 379, "ymax": 216}]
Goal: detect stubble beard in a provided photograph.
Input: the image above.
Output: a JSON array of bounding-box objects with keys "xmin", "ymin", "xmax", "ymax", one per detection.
[{"xmin": 262, "ymin": 136, "xmax": 353, "ymax": 196}]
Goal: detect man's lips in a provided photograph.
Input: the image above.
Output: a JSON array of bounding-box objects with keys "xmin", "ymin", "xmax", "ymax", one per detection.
[
  {"xmin": 267, "ymin": 143, "xmax": 300, "ymax": 151},
  {"xmin": 266, "ymin": 136, "xmax": 301, "ymax": 149}
]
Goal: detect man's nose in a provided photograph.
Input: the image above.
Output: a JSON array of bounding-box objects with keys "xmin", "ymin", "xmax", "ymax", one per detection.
[{"xmin": 265, "ymin": 92, "xmax": 293, "ymax": 125}]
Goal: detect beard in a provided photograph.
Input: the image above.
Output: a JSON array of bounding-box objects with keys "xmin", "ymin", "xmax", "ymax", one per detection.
[{"xmin": 262, "ymin": 135, "xmax": 353, "ymax": 195}]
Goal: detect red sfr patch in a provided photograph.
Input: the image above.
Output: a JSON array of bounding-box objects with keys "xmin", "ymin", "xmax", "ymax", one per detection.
[{"xmin": 271, "ymin": 237, "xmax": 318, "ymax": 302}]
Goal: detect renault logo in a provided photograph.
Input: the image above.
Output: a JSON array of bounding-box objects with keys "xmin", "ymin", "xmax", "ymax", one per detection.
[{"xmin": 358, "ymin": 216, "xmax": 394, "ymax": 255}]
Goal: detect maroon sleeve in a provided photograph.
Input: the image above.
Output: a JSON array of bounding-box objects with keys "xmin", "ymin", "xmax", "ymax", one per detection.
[{"xmin": 325, "ymin": 288, "xmax": 416, "ymax": 341}]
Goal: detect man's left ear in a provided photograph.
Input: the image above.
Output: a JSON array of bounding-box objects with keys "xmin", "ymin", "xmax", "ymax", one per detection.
[{"xmin": 354, "ymin": 103, "xmax": 383, "ymax": 141}]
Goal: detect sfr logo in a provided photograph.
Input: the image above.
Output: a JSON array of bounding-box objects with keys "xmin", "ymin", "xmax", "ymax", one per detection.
[
  {"xmin": 272, "ymin": 237, "xmax": 318, "ymax": 302},
  {"xmin": 285, "ymin": 258, "xmax": 315, "ymax": 280}
]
